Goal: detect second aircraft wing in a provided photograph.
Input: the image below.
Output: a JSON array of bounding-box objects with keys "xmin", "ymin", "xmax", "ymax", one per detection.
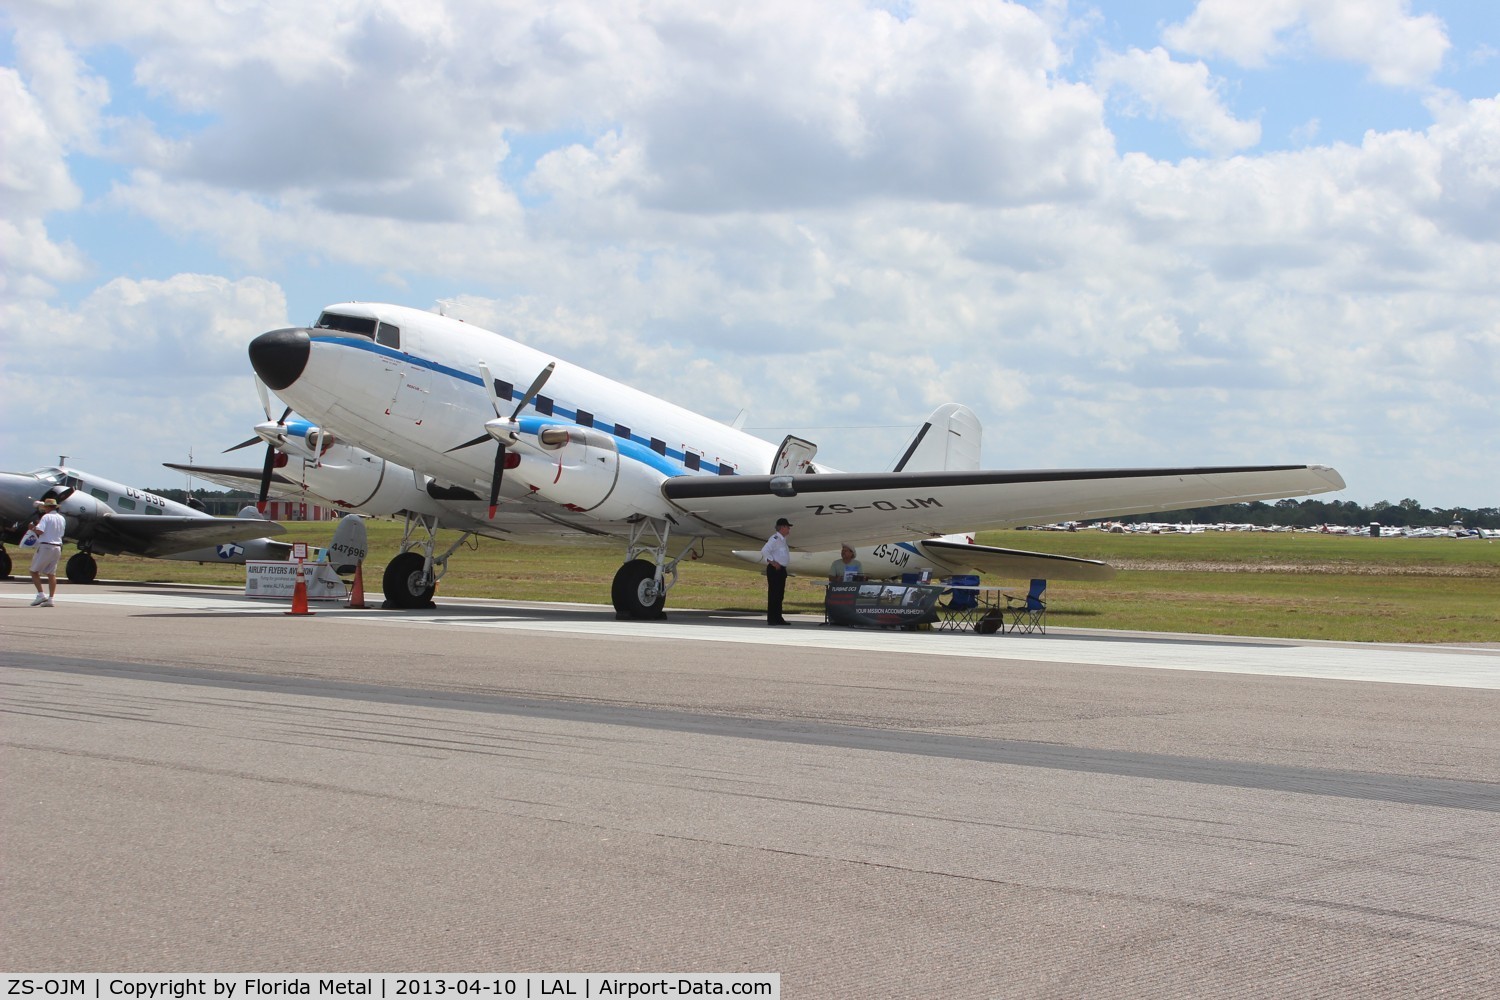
[{"xmin": 81, "ymin": 514, "xmax": 287, "ymax": 558}]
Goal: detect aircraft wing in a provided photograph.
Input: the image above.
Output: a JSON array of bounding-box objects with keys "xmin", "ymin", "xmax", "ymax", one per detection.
[
  {"xmin": 82, "ymin": 514, "xmax": 287, "ymax": 558},
  {"xmin": 663, "ymin": 464, "xmax": 1345, "ymax": 551},
  {"xmin": 163, "ymin": 463, "xmax": 305, "ymax": 499},
  {"xmin": 917, "ymin": 539, "xmax": 1115, "ymax": 582}
]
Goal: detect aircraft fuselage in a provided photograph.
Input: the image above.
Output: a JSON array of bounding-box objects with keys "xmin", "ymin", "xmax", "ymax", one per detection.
[{"xmin": 252, "ymin": 304, "xmax": 781, "ymax": 529}]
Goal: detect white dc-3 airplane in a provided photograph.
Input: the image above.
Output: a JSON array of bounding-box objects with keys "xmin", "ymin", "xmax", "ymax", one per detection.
[
  {"xmin": 0, "ymin": 466, "xmax": 288, "ymax": 582},
  {"xmin": 235, "ymin": 302, "xmax": 1344, "ymax": 617},
  {"xmin": 172, "ymin": 403, "xmax": 1123, "ymax": 594}
]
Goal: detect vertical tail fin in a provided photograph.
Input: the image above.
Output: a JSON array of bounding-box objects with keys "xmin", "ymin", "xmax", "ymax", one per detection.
[{"xmin": 892, "ymin": 404, "xmax": 982, "ymax": 472}]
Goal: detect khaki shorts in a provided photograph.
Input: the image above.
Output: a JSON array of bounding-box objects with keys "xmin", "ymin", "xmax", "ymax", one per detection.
[{"xmin": 29, "ymin": 543, "xmax": 62, "ymax": 576}]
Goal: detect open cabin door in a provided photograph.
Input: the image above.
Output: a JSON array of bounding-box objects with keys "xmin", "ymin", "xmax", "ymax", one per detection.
[{"xmin": 771, "ymin": 435, "xmax": 818, "ymax": 475}]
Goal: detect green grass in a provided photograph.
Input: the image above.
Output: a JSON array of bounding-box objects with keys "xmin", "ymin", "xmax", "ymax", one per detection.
[{"xmin": 66, "ymin": 522, "xmax": 1500, "ymax": 644}]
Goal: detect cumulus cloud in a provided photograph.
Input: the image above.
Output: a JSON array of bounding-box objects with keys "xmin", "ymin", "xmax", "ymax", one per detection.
[
  {"xmin": 0, "ymin": 0, "xmax": 1495, "ymax": 505},
  {"xmin": 0, "ymin": 274, "xmax": 288, "ymax": 481},
  {"xmin": 1094, "ymin": 47, "xmax": 1261, "ymax": 155},
  {"xmin": 1164, "ymin": 0, "xmax": 1450, "ymax": 88},
  {"xmin": 0, "ymin": 65, "xmax": 89, "ymax": 295}
]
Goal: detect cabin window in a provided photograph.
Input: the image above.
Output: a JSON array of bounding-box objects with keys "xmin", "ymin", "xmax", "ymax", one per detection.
[
  {"xmin": 614, "ymin": 424, "xmax": 630, "ymax": 441},
  {"xmin": 314, "ymin": 312, "xmax": 377, "ymax": 338},
  {"xmin": 376, "ymin": 322, "xmax": 400, "ymax": 348},
  {"xmin": 91, "ymin": 488, "xmax": 110, "ymax": 501},
  {"xmin": 650, "ymin": 437, "xmax": 666, "ymax": 456},
  {"xmin": 684, "ymin": 452, "xmax": 700, "ymax": 471},
  {"xmin": 145, "ymin": 506, "xmax": 162, "ymax": 515},
  {"xmin": 536, "ymin": 396, "xmax": 553, "ymax": 416},
  {"xmin": 576, "ymin": 409, "xmax": 593, "ymax": 428},
  {"xmin": 718, "ymin": 464, "xmax": 736, "ymax": 476},
  {"xmin": 118, "ymin": 496, "xmax": 136, "ymax": 511},
  {"xmin": 493, "ymin": 379, "xmax": 513, "ymax": 405}
]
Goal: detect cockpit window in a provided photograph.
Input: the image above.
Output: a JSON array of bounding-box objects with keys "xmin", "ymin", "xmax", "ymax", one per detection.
[
  {"xmin": 314, "ymin": 312, "xmax": 377, "ymax": 338},
  {"xmin": 28, "ymin": 469, "xmax": 66, "ymax": 485},
  {"xmin": 376, "ymin": 322, "xmax": 400, "ymax": 348}
]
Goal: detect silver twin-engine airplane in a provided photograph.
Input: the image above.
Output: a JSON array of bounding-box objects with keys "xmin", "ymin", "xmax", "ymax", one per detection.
[
  {"xmin": 0, "ymin": 466, "xmax": 288, "ymax": 583},
  {"xmin": 244, "ymin": 302, "xmax": 1345, "ymax": 617}
]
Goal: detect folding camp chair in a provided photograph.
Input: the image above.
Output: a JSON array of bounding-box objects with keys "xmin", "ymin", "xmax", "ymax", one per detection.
[
  {"xmin": 1004, "ymin": 579, "xmax": 1047, "ymax": 634},
  {"xmin": 942, "ymin": 575, "xmax": 980, "ymax": 611}
]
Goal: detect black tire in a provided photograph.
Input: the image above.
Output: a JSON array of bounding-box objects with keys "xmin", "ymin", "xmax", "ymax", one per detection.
[
  {"xmin": 611, "ymin": 559, "xmax": 666, "ymax": 620},
  {"xmin": 382, "ymin": 550, "xmax": 435, "ymax": 609},
  {"xmin": 0, "ymin": 548, "xmax": 11, "ymax": 579},
  {"xmin": 66, "ymin": 551, "xmax": 98, "ymax": 584}
]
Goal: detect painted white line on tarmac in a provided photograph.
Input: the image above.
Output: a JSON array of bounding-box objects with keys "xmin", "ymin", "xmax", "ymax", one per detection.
[
  {"xmin": 5, "ymin": 587, "xmax": 1497, "ymax": 690},
  {"xmin": 368, "ymin": 612, "xmax": 1500, "ymax": 690}
]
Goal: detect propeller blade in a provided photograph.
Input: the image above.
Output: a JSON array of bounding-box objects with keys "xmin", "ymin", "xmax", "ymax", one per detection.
[
  {"xmin": 224, "ymin": 436, "xmax": 261, "ymax": 453},
  {"xmin": 479, "ymin": 363, "xmax": 503, "ymax": 418},
  {"xmin": 445, "ymin": 433, "xmax": 491, "ymax": 453},
  {"xmin": 255, "ymin": 377, "xmax": 273, "ymax": 422},
  {"xmin": 257, "ymin": 443, "xmax": 277, "ymax": 510},
  {"xmin": 489, "ymin": 445, "xmax": 507, "ymax": 519},
  {"xmin": 511, "ymin": 362, "xmax": 556, "ymax": 419}
]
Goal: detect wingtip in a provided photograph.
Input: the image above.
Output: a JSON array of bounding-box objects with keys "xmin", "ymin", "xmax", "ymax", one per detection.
[{"xmin": 1311, "ymin": 465, "xmax": 1347, "ymax": 492}]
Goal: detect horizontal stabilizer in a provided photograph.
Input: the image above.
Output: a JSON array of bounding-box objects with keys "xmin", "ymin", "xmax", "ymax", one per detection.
[{"xmin": 917, "ymin": 539, "xmax": 1115, "ymax": 582}]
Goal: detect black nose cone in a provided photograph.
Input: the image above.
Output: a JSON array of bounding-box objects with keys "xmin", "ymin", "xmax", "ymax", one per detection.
[{"xmin": 249, "ymin": 327, "xmax": 311, "ymax": 391}]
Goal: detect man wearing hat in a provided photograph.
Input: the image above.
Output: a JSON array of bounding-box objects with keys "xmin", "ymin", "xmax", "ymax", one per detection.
[
  {"xmin": 28, "ymin": 497, "xmax": 67, "ymax": 607},
  {"xmin": 759, "ymin": 517, "xmax": 794, "ymax": 626}
]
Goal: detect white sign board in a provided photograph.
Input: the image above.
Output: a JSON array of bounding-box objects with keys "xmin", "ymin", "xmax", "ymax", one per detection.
[{"xmin": 245, "ymin": 561, "xmax": 348, "ymax": 601}]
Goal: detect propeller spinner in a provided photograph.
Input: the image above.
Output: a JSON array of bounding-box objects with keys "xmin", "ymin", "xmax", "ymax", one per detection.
[{"xmin": 447, "ymin": 361, "xmax": 556, "ymax": 518}]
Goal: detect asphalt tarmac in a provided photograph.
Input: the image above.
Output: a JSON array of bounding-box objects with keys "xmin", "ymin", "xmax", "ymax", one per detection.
[{"xmin": 3, "ymin": 580, "xmax": 1497, "ymax": 997}]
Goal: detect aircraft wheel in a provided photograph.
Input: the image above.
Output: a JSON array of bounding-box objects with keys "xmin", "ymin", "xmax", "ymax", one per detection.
[
  {"xmin": 611, "ymin": 559, "xmax": 666, "ymax": 620},
  {"xmin": 382, "ymin": 551, "xmax": 436, "ymax": 609},
  {"xmin": 66, "ymin": 551, "xmax": 98, "ymax": 584},
  {"xmin": 0, "ymin": 548, "xmax": 11, "ymax": 579}
]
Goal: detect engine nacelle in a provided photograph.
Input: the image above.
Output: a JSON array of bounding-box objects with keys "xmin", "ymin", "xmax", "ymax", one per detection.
[
  {"xmin": 296, "ymin": 444, "xmax": 436, "ymax": 516},
  {"xmin": 509, "ymin": 424, "xmax": 666, "ymax": 521},
  {"xmin": 273, "ymin": 419, "xmax": 335, "ymax": 463},
  {"xmin": 48, "ymin": 489, "xmax": 110, "ymax": 528}
]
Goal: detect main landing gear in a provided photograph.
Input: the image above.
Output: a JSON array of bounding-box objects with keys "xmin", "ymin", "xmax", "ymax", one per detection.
[
  {"xmin": 66, "ymin": 550, "xmax": 97, "ymax": 584},
  {"xmin": 611, "ymin": 517, "xmax": 702, "ymax": 620},
  {"xmin": 374, "ymin": 512, "xmax": 701, "ymax": 619},
  {"xmin": 380, "ymin": 512, "xmax": 477, "ymax": 609}
]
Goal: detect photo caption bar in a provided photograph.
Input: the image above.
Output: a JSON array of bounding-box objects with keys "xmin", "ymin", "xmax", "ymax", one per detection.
[{"xmin": 3, "ymin": 976, "xmax": 779, "ymax": 1000}]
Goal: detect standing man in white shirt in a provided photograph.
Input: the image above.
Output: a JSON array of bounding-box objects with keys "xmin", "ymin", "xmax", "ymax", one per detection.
[
  {"xmin": 759, "ymin": 517, "xmax": 793, "ymax": 626},
  {"xmin": 28, "ymin": 497, "xmax": 67, "ymax": 607}
]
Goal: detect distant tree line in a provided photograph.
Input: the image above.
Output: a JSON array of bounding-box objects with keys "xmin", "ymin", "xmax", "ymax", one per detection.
[
  {"xmin": 150, "ymin": 487, "xmax": 256, "ymax": 516},
  {"xmin": 1113, "ymin": 498, "xmax": 1500, "ymax": 530}
]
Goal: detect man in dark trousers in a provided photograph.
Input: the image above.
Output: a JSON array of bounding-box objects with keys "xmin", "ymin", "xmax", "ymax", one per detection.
[{"xmin": 759, "ymin": 517, "xmax": 793, "ymax": 626}]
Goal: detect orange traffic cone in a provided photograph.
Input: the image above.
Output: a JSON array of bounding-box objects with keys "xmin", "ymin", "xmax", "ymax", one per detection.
[
  {"xmin": 347, "ymin": 560, "xmax": 369, "ymax": 609},
  {"xmin": 285, "ymin": 560, "xmax": 315, "ymax": 616}
]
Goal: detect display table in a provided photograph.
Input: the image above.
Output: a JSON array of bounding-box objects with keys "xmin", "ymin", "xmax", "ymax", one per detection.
[{"xmin": 824, "ymin": 582, "xmax": 944, "ymax": 629}]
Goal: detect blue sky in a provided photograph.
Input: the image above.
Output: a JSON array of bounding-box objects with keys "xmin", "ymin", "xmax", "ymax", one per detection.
[{"xmin": 2, "ymin": 0, "xmax": 1496, "ymax": 510}]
